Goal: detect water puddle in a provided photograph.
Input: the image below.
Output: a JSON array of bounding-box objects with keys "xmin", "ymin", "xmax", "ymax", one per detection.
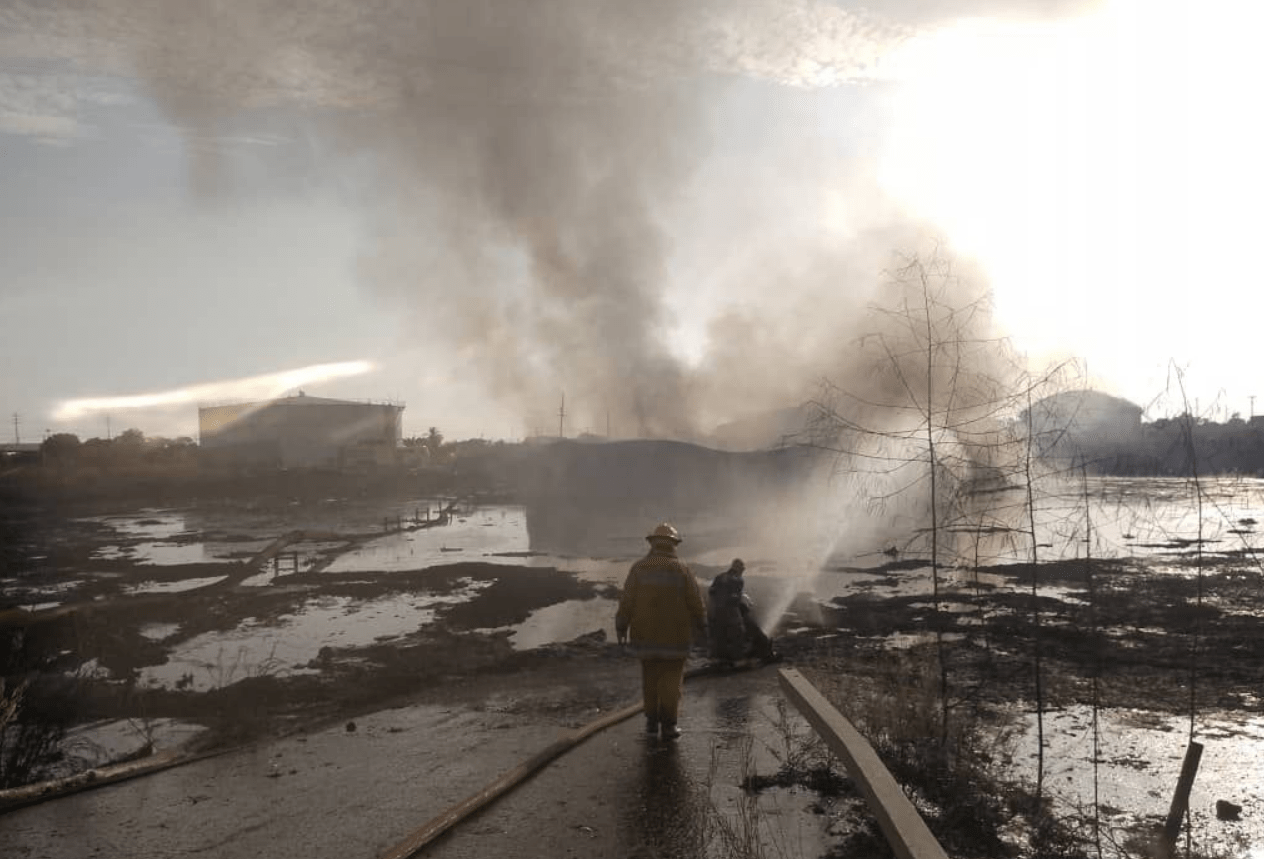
[
  {"xmin": 139, "ymin": 622, "xmax": 181, "ymax": 641},
  {"xmin": 93, "ymin": 542, "xmax": 231, "ymax": 566},
  {"xmin": 815, "ymin": 564, "xmax": 1034, "ymax": 602},
  {"xmin": 2, "ymin": 577, "xmax": 84, "ymax": 611},
  {"xmin": 324, "ymin": 509, "xmax": 530, "ymax": 572},
  {"xmin": 1008, "ymin": 705, "xmax": 1264, "ymax": 858},
  {"xmin": 477, "ymin": 597, "xmax": 619, "ymax": 650},
  {"xmin": 882, "ymin": 631, "xmax": 967, "ymax": 649},
  {"xmin": 86, "ymin": 510, "xmax": 189, "ymax": 540},
  {"xmin": 139, "ymin": 584, "xmax": 493, "ymax": 691},
  {"xmin": 238, "ymin": 571, "xmax": 278, "ymax": 588},
  {"xmin": 125, "ymin": 576, "xmax": 228, "ymax": 595},
  {"xmin": 72, "ymin": 659, "xmax": 116, "ymax": 681},
  {"xmin": 521, "ymin": 555, "xmax": 631, "ymax": 587},
  {"xmin": 78, "ymin": 502, "xmax": 503, "ymax": 570},
  {"xmin": 52, "ymin": 718, "xmax": 207, "ymax": 779},
  {"xmin": 688, "ymin": 688, "xmax": 843, "ymax": 858}
]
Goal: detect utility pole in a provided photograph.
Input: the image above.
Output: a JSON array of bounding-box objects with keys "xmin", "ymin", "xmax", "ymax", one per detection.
[
  {"xmin": 1251, "ymin": 395, "xmax": 1255, "ymax": 420},
  {"xmin": 105, "ymin": 414, "xmax": 112, "ymax": 440},
  {"xmin": 557, "ymin": 393, "xmax": 565, "ymax": 439},
  {"xmin": 11, "ymin": 412, "xmax": 19, "ymax": 444}
]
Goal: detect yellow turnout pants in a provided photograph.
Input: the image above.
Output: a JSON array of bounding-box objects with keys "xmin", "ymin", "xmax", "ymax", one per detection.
[{"xmin": 640, "ymin": 658, "xmax": 687, "ymax": 724}]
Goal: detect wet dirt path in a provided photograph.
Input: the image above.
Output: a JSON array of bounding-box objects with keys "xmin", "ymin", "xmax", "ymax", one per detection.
[
  {"xmin": 1, "ymin": 665, "xmax": 835, "ymax": 859},
  {"xmin": 1, "ymin": 702, "xmax": 564, "ymax": 859},
  {"xmin": 419, "ymin": 666, "xmax": 831, "ymax": 859}
]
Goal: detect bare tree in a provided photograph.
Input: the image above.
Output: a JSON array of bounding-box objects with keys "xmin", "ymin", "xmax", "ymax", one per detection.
[{"xmin": 808, "ymin": 251, "xmax": 1029, "ymax": 741}]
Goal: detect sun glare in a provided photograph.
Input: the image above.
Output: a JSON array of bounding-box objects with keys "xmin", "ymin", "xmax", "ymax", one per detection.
[
  {"xmin": 53, "ymin": 361, "xmax": 375, "ymax": 421},
  {"xmin": 876, "ymin": 0, "xmax": 1264, "ymax": 397}
]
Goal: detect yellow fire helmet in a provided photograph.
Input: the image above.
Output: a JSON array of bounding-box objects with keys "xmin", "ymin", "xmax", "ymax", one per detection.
[{"xmin": 646, "ymin": 522, "xmax": 682, "ymax": 544}]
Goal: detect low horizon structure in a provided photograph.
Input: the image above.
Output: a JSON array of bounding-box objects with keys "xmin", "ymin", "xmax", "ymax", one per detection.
[
  {"xmin": 198, "ymin": 392, "xmax": 403, "ymax": 469},
  {"xmin": 1022, "ymin": 389, "xmax": 1144, "ymax": 466}
]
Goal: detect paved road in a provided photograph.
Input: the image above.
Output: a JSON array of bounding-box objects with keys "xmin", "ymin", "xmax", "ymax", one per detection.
[{"xmin": 2, "ymin": 665, "xmax": 841, "ymax": 859}]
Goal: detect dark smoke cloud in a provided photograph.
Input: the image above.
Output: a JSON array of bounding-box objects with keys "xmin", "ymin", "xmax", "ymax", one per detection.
[
  {"xmin": 3, "ymin": 0, "xmax": 1096, "ymax": 439},
  {"xmin": 338, "ymin": 2, "xmax": 708, "ymax": 438}
]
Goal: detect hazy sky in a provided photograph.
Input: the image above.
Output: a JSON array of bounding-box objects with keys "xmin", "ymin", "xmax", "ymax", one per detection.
[{"xmin": 2, "ymin": 0, "xmax": 1260, "ymax": 442}]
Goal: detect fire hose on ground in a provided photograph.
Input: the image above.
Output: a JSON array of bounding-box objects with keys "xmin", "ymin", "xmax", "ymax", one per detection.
[{"xmin": 377, "ymin": 664, "xmax": 717, "ymax": 859}]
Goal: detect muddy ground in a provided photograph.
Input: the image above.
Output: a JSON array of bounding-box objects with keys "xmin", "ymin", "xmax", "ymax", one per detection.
[{"xmin": 2, "ymin": 494, "xmax": 1264, "ymax": 857}]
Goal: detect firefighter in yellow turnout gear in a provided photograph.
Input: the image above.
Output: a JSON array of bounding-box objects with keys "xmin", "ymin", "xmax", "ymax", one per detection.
[{"xmin": 616, "ymin": 523, "xmax": 707, "ymax": 740}]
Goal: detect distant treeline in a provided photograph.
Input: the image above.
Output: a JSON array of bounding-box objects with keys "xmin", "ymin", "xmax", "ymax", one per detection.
[
  {"xmin": 7, "ymin": 417, "xmax": 1264, "ymax": 515},
  {"xmin": 1042, "ymin": 415, "xmax": 1264, "ymax": 477},
  {"xmin": 0, "ymin": 430, "xmax": 528, "ymax": 511}
]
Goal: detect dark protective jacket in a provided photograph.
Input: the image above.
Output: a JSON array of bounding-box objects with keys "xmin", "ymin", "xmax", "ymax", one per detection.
[
  {"xmin": 616, "ymin": 544, "xmax": 706, "ymax": 659},
  {"xmin": 708, "ymin": 568, "xmax": 749, "ymax": 661}
]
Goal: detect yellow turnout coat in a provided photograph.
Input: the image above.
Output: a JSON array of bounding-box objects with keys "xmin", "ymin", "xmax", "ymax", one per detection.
[{"xmin": 615, "ymin": 544, "xmax": 706, "ymax": 659}]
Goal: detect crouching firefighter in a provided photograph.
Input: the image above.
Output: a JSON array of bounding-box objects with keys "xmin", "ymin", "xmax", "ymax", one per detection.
[
  {"xmin": 708, "ymin": 558, "xmax": 778, "ymax": 666},
  {"xmin": 616, "ymin": 523, "xmax": 707, "ymax": 740}
]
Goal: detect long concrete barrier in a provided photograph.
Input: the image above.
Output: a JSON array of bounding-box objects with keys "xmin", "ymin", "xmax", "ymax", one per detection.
[{"xmin": 778, "ymin": 668, "xmax": 951, "ymax": 859}]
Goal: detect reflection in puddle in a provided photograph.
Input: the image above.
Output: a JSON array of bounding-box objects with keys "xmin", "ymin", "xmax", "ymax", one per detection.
[
  {"xmin": 525, "ymin": 556, "xmax": 630, "ymax": 587},
  {"xmin": 2, "ymin": 577, "xmax": 84, "ymax": 611},
  {"xmin": 139, "ymin": 622, "xmax": 181, "ymax": 641},
  {"xmin": 125, "ymin": 576, "xmax": 228, "ymax": 595},
  {"xmin": 94, "ymin": 542, "xmax": 221, "ymax": 566},
  {"xmin": 812, "ymin": 569, "xmax": 929, "ymax": 601},
  {"xmin": 74, "ymin": 658, "xmax": 114, "ymax": 680},
  {"xmin": 140, "ymin": 583, "xmax": 493, "ymax": 691},
  {"xmin": 325, "ymin": 509, "xmax": 531, "ymax": 572},
  {"xmin": 87, "ymin": 511, "xmax": 188, "ymax": 540},
  {"xmin": 883, "ymin": 631, "xmax": 966, "ymax": 649},
  {"xmin": 817, "ymin": 564, "xmax": 1087, "ymax": 609},
  {"xmin": 686, "ymin": 689, "xmax": 838, "ymax": 858},
  {"xmin": 478, "ymin": 597, "xmax": 618, "ymax": 650},
  {"xmin": 1009, "ymin": 706, "xmax": 1264, "ymax": 858},
  {"xmin": 54, "ymin": 718, "xmax": 206, "ymax": 778},
  {"xmin": 70, "ymin": 479, "xmax": 1264, "ymax": 580}
]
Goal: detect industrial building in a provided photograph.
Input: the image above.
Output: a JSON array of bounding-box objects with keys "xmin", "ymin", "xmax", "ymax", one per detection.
[{"xmin": 198, "ymin": 393, "xmax": 403, "ymax": 469}]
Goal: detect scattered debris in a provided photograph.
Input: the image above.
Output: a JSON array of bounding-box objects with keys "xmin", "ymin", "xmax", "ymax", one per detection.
[{"xmin": 1217, "ymin": 800, "xmax": 1243, "ymax": 821}]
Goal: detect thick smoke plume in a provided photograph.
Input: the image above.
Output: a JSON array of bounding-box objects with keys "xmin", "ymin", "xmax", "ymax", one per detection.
[{"xmin": 7, "ymin": 0, "xmax": 1090, "ymax": 439}]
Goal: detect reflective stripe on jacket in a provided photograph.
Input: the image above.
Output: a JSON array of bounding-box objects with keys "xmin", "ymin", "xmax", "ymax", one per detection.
[{"xmin": 615, "ymin": 545, "xmax": 706, "ymax": 659}]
